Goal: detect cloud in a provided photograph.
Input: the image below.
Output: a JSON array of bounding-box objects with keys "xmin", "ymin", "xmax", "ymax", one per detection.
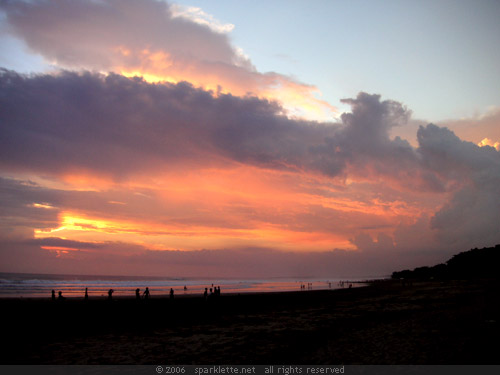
[
  {"xmin": 0, "ymin": 0, "xmax": 335, "ymax": 120},
  {"xmin": 0, "ymin": 177, "xmax": 59, "ymax": 239},
  {"xmin": 1, "ymin": 68, "xmax": 500, "ymax": 275},
  {"xmin": 170, "ymin": 4, "xmax": 235, "ymax": 34},
  {"xmin": 0, "ymin": 70, "xmax": 431, "ymax": 188},
  {"xmin": 417, "ymin": 124, "xmax": 500, "ymax": 249},
  {"xmin": 1, "ymin": 0, "xmax": 238, "ymax": 68},
  {"xmin": 350, "ymin": 123, "xmax": 500, "ymax": 254},
  {"xmin": 0, "ymin": 236, "xmax": 421, "ymax": 278},
  {"xmin": 438, "ymin": 107, "xmax": 500, "ymax": 146},
  {"xmin": 0, "ymin": 70, "xmax": 229, "ymax": 178},
  {"xmin": 478, "ymin": 138, "xmax": 500, "ymax": 151},
  {"xmin": 0, "ymin": 70, "xmax": 344, "ymax": 180}
]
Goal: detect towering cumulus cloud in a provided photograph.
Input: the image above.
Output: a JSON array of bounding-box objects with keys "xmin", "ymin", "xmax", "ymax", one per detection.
[{"xmin": 418, "ymin": 125, "xmax": 500, "ymax": 249}]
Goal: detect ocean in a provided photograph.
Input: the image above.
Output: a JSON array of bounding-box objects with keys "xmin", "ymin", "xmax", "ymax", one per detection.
[{"xmin": 0, "ymin": 272, "xmax": 373, "ymax": 299}]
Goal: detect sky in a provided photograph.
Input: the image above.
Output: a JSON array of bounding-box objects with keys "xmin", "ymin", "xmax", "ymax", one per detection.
[{"xmin": 0, "ymin": 0, "xmax": 499, "ymax": 278}]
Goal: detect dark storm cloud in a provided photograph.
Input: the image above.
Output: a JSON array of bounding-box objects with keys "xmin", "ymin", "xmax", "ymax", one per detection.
[
  {"xmin": 0, "ymin": 70, "xmax": 419, "ymax": 181},
  {"xmin": 0, "ymin": 70, "xmax": 221, "ymax": 177},
  {"xmin": 0, "ymin": 69, "xmax": 333, "ymax": 177}
]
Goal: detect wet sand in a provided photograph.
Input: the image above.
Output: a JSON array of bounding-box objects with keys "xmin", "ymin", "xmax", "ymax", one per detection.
[{"xmin": 1, "ymin": 279, "xmax": 498, "ymax": 364}]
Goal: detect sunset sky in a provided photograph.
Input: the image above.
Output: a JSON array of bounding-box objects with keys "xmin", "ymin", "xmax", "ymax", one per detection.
[{"xmin": 1, "ymin": 0, "xmax": 499, "ymax": 278}]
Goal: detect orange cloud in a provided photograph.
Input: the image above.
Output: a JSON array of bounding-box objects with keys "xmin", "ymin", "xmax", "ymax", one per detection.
[
  {"xmin": 34, "ymin": 209, "xmax": 351, "ymax": 252},
  {"xmin": 117, "ymin": 48, "xmax": 336, "ymax": 121},
  {"xmin": 478, "ymin": 137, "xmax": 500, "ymax": 151},
  {"xmin": 30, "ymin": 162, "xmax": 430, "ymax": 255}
]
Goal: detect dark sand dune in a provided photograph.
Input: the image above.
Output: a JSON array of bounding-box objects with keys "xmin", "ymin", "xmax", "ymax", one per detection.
[{"xmin": 1, "ymin": 279, "xmax": 498, "ymax": 364}]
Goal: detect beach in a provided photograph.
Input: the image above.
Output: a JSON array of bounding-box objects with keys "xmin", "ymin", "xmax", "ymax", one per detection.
[{"xmin": 1, "ymin": 279, "xmax": 498, "ymax": 364}]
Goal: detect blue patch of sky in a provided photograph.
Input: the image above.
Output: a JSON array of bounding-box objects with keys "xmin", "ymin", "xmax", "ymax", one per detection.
[{"xmin": 172, "ymin": 0, "xmax": 500, "ymax": 122}]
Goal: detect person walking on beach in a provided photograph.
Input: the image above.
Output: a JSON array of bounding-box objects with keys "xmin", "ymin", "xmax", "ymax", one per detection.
[
  {"xmin": 51, "ymin": 290, "xmax": 56, "ymax": 301},
  {"xmin": 143, "ymin": 287, "xmax": 150, "ymax": 300},
  {"xmin": 108, "ymin": 288, "xmax": 114, "ymax": 301},
  {"xmin": 58, "ymin": 291, "xmax": 65, "ymax": 301},
  {"xmin": 84, "ymin": 287, "xmax": 89, "ymax": 301},
  {"xmin": 135, "ymin": 288, "xmax": 141, "ymax": 300},
  {"xmin": 204, "ymin": 288, "xmax": 208, "ymax": 301}
]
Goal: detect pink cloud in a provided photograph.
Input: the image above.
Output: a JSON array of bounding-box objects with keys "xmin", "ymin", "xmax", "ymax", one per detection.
[{"xmin": 0, "ymin": 0, "xmax": 335, "ymax": 120}]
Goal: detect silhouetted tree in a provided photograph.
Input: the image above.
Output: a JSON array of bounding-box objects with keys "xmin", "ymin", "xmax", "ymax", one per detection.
[{"xmin": 392, "ymin": 244, "xmax": 500, "ymax": 280}]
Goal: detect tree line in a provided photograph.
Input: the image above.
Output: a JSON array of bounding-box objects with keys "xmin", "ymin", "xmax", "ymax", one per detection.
[{"xmin": 392, "ymin": 244, "xmax": 500, "ymax": 280}]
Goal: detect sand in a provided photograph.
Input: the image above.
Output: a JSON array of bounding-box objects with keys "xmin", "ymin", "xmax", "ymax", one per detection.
[{"xmin": 0, "ymin": 279, "xmax": 498, "ymax": 364}]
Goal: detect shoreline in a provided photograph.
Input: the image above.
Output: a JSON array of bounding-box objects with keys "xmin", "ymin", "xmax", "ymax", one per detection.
[
  {"xmin": 0, "ymin": 280, "xmax": 378, "ymax": 305},
  {"xmin": 1, "ymin": 278, "xmax": 498, "ymax": 364},
  {"xmin": 0, "ymin": 279, "xmax": 372, "ymax": 300}
]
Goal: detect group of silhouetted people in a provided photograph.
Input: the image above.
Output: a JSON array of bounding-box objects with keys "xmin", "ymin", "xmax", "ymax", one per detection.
[
  {"xmin": 50, "ymin": 286, "xmax": 176, "ymax": 301},
  {"xmin": 135, "ymin": 287, "xmax": 150, "ymax": 300},
  {"xmin": 300, "ymin": 283, "xmax": 313, "ymax": 290},
  {"xmin": 338, "ymin": 281, "xmax": 353, "ymax": 288},
  {"xmin": 51, "ymin": 290, "xmax": 66, "ymax": 301},
  {"xmin": 52, "ymin": 285, "xmax": 224, "ymax": 301},
  {"xmin": 52, "ymin": 287, "xmax": 145, "ymax": 301},
  {"xmin": 203, "ymin": 286, "xmax": 221, "ymax": 301}
]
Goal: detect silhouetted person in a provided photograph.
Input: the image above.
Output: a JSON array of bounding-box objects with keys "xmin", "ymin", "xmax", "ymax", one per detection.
[
  {"xmin": 184, "ymin": 285, "xmax": 187, "ymax": 292},
  {"xmin": 108, "ymin": 288, "xmax": 114, "ymax": 301},
  {"xmin": 52, "ymin": 290, "xmax": 56, "ymax": 301},
  {"xmin": 136, "ymin": 288, "xmax": 141, "ymax": 300},
  {"xmin": 204, "ymin": 288, "xmax": 208, "ymax": 300},
  {"xmin": 170, "ymin": 288, "xmax": 174, "ymax": 300},
  {"xmin": 217, "ymin": 286, "xmax": 221, "ymax": 296},
  {"xmin": 84, "ymin": 287, "xmax": 88, "ymax": 301},
  {"xmin": 58, "ymin": 291, "xmax": 65, "ymax": 301},
  {"xmin": 143, "ymin": 287, "xmax": 150, "ymax": 300}
]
